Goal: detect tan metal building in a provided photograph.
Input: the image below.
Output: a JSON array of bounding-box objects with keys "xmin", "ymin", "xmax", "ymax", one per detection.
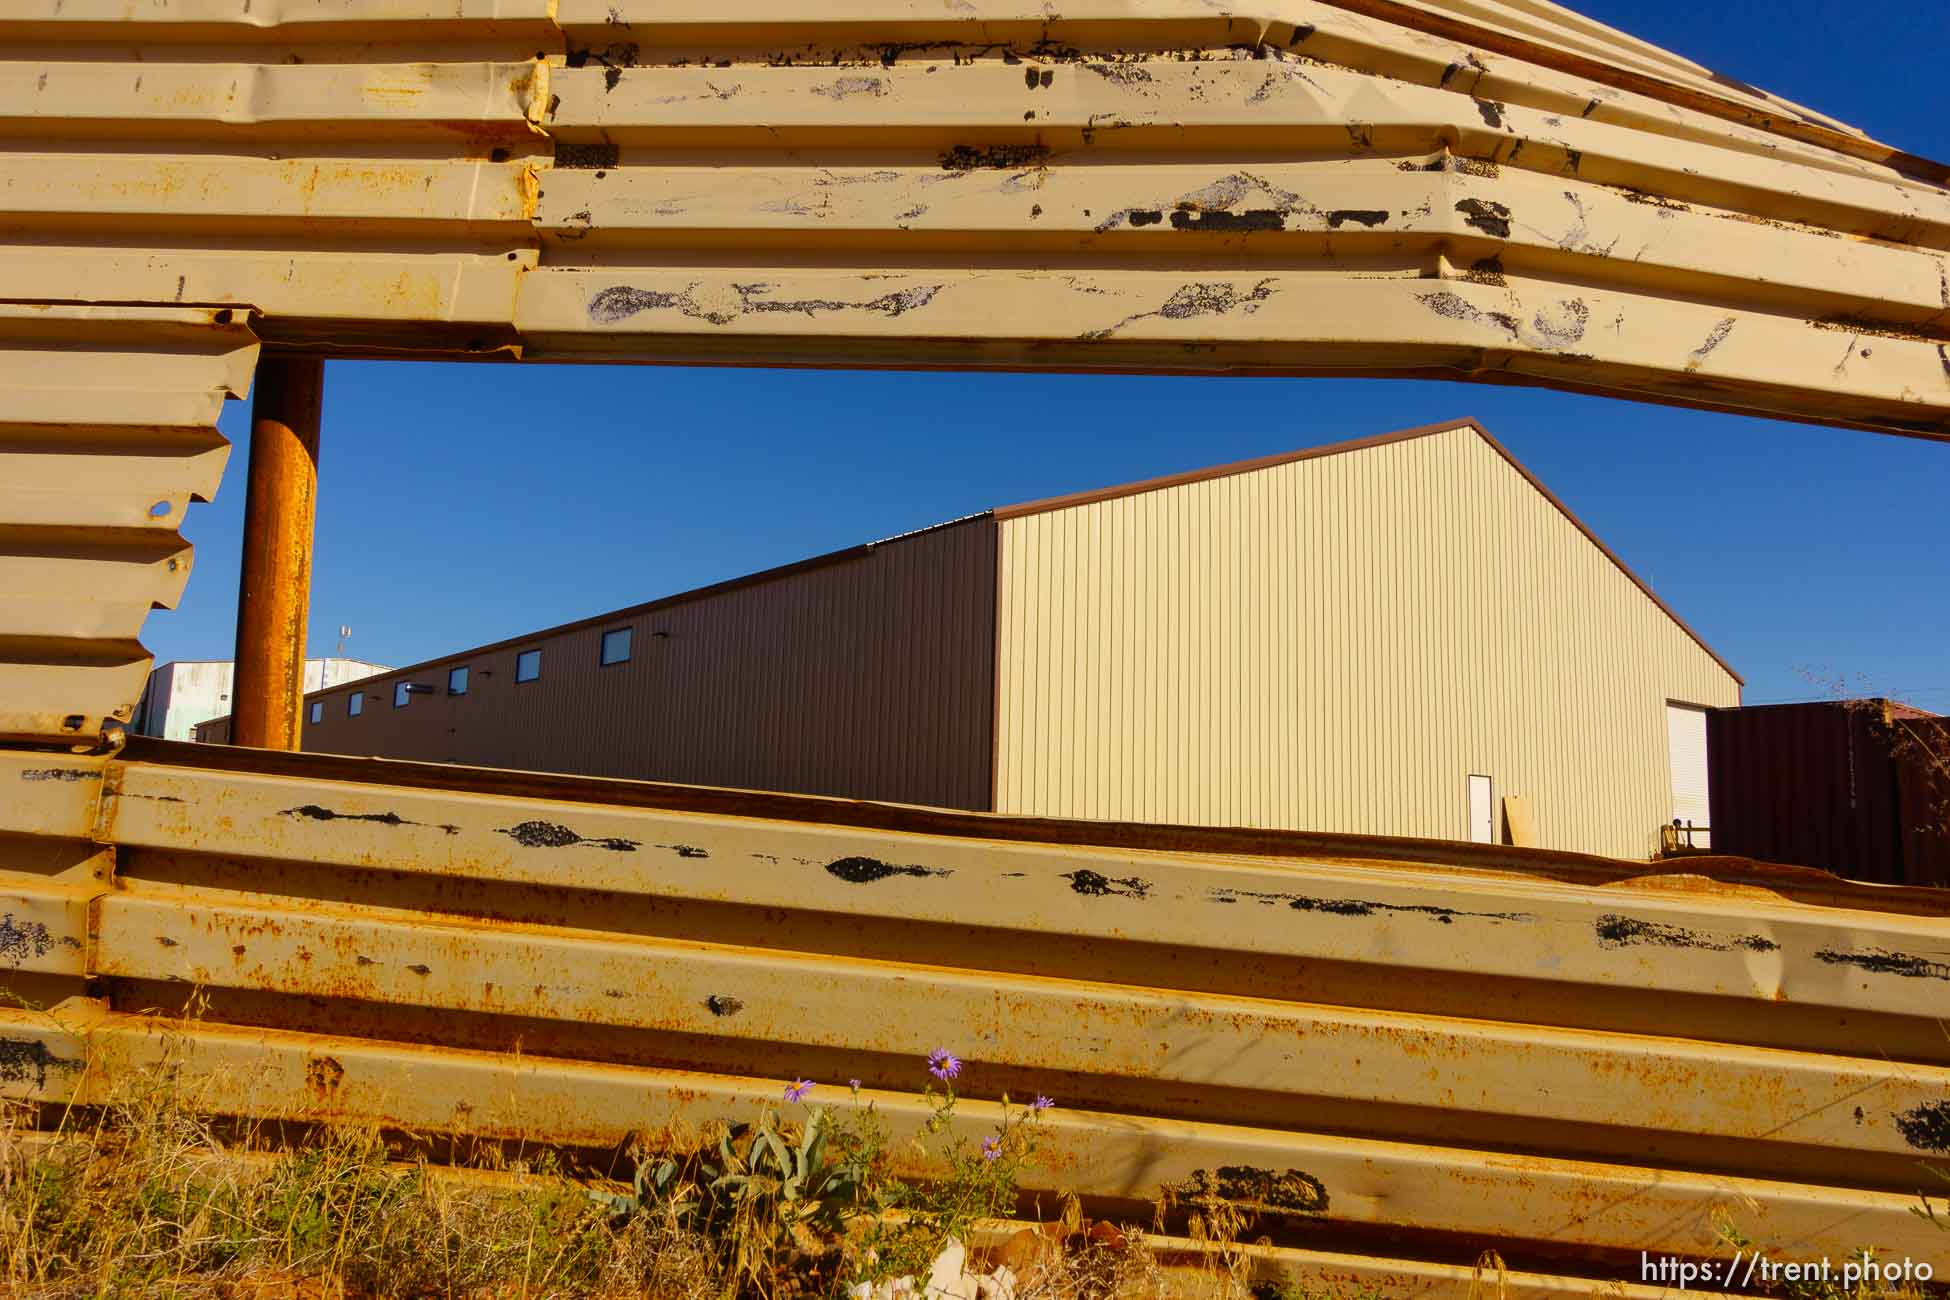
[{"xmin": 203, "ymin": 419, "xmax": 1739, "ymax": 857}]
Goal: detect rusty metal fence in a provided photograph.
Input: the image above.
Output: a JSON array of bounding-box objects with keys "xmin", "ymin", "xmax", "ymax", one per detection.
[
  {"xmin": 4, "ymin": 1, "xmax": 1950, "ymax": 1293},
  {"xmin": 6, "ymin": 737, "xmax": 1950, "ymax": 1294}
]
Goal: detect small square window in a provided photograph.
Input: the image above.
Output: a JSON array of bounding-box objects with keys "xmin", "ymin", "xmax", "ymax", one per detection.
[
  {"xmin": 515, "ymin": 649, "xmax": 541, "ymax": 683},
  {"xmin": 348, "ymin": 692, "xmax": 363, "ymax": 717},
  {"xmin": 448, "ymin": 666, "xmax": 469, "ymax": 695},
  {"xmin": 308, "ymin": 701, "xmax": 323, "ymax": 725},
  {"xmin": 394, "ymin": 682, "xmax": 411, "ymax": 708},
  {"xmin": 600, "ymin": 627, "xmax": 633, "ymax": 666}
]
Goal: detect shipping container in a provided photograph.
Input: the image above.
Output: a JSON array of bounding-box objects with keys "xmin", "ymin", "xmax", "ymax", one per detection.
[{"xmin": 1708, "ymin": 700, "xmax": 1950, "ymax": 886}]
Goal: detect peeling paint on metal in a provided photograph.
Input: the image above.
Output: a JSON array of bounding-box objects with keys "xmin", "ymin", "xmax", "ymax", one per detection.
[
  {"xmin": 587, "ymin": 282, "xmax": 942, "ymax": 327},
  {"xmin": 824, "ymin": 856, "xmax": 951, "ymax": 884},
  {"xmin": 1595, "ymin": 914, "xmax": 1778, "ymax": 953},
  {"xmin": 0, "ymin": 916, "xmax": 82, "ymax": 963},
  {"xmin": 1064, "ymin": 869, "xmax": 1151, "ymax": 899},
  {"xmin": 1894, "ymin": 1100, "xmax": 1950, "ymax": 1153},
  {"xmin": 496, "ymin": 819, "xmax": 640, "ymax": 852},
  {"xmin": 1814, "ymin": 947, "xmax": 1950, "ymax": 981},
  {"xmin": 0, "ymin": 1038, "xmax": 81, "ymax": 1092}
]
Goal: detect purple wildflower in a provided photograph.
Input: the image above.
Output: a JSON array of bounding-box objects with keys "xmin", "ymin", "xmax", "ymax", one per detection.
[
  {"xmin": 1031, "ymin": 1095, "xmax": 1055, "ymax": 1112},
  {"xmin": 980, "ymin": 1135, "xmax": 1001, "ymax": 1162},
  {"xmin": 926, "ymin": 1048, "xmax": 962, "ymax": 1082},
  {"xmin": 783, "ymin": 1079, "xmax": 815, "ymax": 1103},
  {"xmin": 848, "ymin": 1077, "xmax": 862, "ymax": 1092}
]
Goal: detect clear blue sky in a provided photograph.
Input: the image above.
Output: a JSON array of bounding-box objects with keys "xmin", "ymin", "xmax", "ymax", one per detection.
[{"xmin": 149, "ymin": 0, "xmax": 1950, "ymax": 710}]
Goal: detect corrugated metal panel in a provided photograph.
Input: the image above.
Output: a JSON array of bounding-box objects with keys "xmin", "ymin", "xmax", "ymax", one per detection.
[
  {"xmin": 1709, "ymin": 702, "xmax": 1900, "ymax": 883},
  {"xmin": 0, "ymin": 3, "xmax": 548, "ymax": 358},
  {"xmin": 1896, "ymin": 715, "xmax": 1950, "ymax": 887},
  {"xmin": 0, "ymin": 1, "xmax": 1943, "ymax": 433},
  {"xmin": 285, "ymin": 518, "xmax": 996, "ymax": 808},
  {"xmin": 1709, "ymin": 701, "xmax": 1950, "ymax": 887},
  {"xmin": 6, "ymin": 740, "xmax": 1950, "ymax": 1294},
  {"xmin": 1, "ymin": 6, "xmax": 1947, "ymax": 1290},
  {"xmin": 995, "ymin": 424, "xmax": 1740, "ymax": 858},
  {"xmin": 0, "ymin": 306, "xmax": 258, "ymax": 745}
]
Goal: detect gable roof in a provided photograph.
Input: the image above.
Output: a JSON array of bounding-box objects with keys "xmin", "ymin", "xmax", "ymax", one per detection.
[{"xmin": 994, "ymin": 418, "xmax": 1742, "ymax": 685}]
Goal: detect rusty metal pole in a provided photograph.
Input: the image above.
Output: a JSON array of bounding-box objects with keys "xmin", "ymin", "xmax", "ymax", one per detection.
[{"xmin": 230, "ymin": 357, "xmax": 323, "ymax": 750}]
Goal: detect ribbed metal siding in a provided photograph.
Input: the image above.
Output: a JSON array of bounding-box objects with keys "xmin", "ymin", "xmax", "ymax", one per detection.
[
  {"xmin": 297, "ymin": 519, "xmax": 996, "ymax": 809},
  {"xmin": 994, "ymin": 425, "xmax": 1739, "ymax": 858},
  {"xmin": 14, "ymin": 740, "xmax": 1950, "ymax": 1296},
  {"xmin": 1708, "ymin": 701, "xmax": 1949, "ymax": 886},
  {"xmin": 0, "ymin": 305, "xmax": 257, "ymax": 745},
  {"xmin": 5, "ymin": 2, "xmax": 1949, "ymax": 436},
  {"xmin": 1897, "ymin": 716, "xmax": 1950, "ymax": 886}
]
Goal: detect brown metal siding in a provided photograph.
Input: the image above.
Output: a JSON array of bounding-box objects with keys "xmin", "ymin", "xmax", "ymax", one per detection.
[
  {"xmin": 1709, "ymin": 702, "xmax": 1950, "ymax": 886},
  {"xmin": 294, "ymin": 519, "xmax": 997, "ymax": 810},
  {"xmin": 1896, "ymin": 716, "xmax": 1950, "ymax": 886}
]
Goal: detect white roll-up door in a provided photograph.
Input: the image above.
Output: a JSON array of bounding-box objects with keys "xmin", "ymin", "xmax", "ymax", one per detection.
[{"xmin": 1666, "ymin": 704, "xmax": 1711, "ymax": 848}]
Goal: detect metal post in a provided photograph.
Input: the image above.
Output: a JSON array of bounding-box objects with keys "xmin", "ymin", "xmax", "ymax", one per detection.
[{"xmin": 230, "ymin": 356, "xmax": 323, "ymax": 750}]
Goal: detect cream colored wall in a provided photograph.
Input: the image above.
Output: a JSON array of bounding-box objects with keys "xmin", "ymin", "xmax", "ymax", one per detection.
[{"xmin": 993, "ymin": 426, "xmax": 1739, "ymax": 859}]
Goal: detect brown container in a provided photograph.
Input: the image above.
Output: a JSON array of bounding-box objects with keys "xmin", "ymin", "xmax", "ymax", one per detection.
[{"xmin": 1708, "ymin": 700, "xmax": 1949, "ymax": 887}]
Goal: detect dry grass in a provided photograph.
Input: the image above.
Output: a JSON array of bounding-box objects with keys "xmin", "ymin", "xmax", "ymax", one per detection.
[
  {"xmin": 0, "ymin": 1059, "xmax": 723, "ymax": 1299},
  {"xmin": 0, "ymin": 1052, "xmax": 1196, "ymax": 1300},
  {"xmin": 0, "ymin": 1051, "xmax": 1934, "ymax": 1299}
]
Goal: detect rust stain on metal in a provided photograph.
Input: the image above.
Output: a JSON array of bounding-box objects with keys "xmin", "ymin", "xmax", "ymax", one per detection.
[
  {"xmin": 230, "ymin": 358, "xmax": 321, "ymax": 753},
  {"xmin": 304, "ymin": 1055, "xmax": 346, "ymax": 1097}
]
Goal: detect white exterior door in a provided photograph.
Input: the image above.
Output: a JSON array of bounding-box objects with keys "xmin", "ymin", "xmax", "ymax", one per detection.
[
  {"xmin": 1467, "ymin": 774, "xmax": 1495, "ymax": 844},
  {"xmin": 1666, "ymin": 704, "xmax": 1711, "ymax": 848}
]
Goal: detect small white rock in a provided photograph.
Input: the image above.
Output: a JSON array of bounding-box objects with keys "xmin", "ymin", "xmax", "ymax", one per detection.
[{"xmin": 924, "ymin": 1238, "xmax": 973, "ymax": 1299}]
